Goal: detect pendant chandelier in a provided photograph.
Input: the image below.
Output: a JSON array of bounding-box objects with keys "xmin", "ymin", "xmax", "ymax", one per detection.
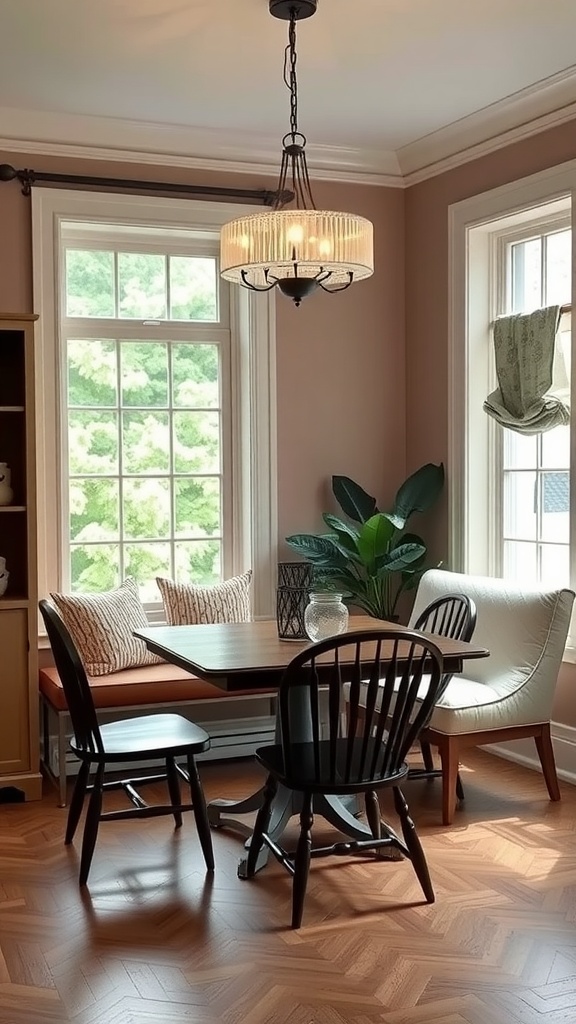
[{"xmin": 220, "ymin": 0, "xmax": 374, "ymax": 308}]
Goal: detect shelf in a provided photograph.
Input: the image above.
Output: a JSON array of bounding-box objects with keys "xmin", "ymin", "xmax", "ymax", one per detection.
[{"xmin": 0, "ymin": 315, "xmax": 39, "ymax": 799}]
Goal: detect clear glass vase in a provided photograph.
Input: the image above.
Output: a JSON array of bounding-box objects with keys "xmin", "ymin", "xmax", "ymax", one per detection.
[{"xmin": 304, "ymin": 592, "xmax": 349, "ymax": 642}]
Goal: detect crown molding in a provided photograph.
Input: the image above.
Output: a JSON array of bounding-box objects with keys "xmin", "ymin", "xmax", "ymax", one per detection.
[
  {"xmin": 400, "ymin": 65, "xmax": 576, "ymax": 185},
  {"xmin": 0, "ymin": 105, "xmax": 402, "ymax": 187},
  {"xmin": 2, "ymin": 65, "xmax": 576, "ymax": 193}
]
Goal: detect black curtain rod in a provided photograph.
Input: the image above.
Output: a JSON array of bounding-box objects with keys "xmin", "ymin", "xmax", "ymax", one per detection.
[{"xmin": 0, "ymin": 163, "xmax": 292, "ymax": 207}]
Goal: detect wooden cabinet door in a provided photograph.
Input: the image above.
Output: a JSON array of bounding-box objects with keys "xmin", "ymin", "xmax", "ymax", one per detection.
[{"xmin": 0, "ymin": 608, "xmax": 30, "ymax": 773}]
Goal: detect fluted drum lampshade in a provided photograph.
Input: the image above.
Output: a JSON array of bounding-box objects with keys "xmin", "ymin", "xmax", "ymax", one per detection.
[
  {"xmin": 219, "ymin": 1, "xmax": 374, "ymax": 308},
  {"xmin": 220, "ymin": 209, "xmax": 374, "ymax": 291}
]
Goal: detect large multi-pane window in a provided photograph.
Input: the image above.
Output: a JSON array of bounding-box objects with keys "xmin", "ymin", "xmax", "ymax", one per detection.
[
  {"xmin": 498, "ymin": 224, "xmax": 571, "ymax": 585},
  {"xmin": 61, "ymin": 231, "xmax": 228, "ymax": 602},
  {"xmin": 33, "ymin": 190, "xmax": 277, "ymax": 621}
]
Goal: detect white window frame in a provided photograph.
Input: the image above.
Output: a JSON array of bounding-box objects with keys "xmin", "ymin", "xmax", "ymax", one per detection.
[
  {"xmin": 32, "ymin": 188, "xmax": 277, "ymax": 624},
  {"xmin": 448, "ymin": 160, "xmax": 576, "ymax": 652}
]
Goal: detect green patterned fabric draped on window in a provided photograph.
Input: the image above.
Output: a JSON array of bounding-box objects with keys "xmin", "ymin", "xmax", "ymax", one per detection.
[{"xmin": 483, "ymin": 305, "xmax": 569, "ymax": 434}]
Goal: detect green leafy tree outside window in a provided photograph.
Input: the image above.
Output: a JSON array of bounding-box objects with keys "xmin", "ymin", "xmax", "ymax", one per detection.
[{"xmin": 65, "ymin": 248, "xmax": 223, "ymax": 596}]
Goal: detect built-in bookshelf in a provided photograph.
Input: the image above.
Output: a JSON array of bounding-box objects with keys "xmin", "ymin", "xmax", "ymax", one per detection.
[{"xmin": 0, "ymin": 313, "xmax": 41, "ymax": 800}]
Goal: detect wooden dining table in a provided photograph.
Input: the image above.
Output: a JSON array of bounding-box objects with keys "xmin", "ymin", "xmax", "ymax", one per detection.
[{"xmin": 135, "ymin": 617, "xmax": 489, "ymax": 877}]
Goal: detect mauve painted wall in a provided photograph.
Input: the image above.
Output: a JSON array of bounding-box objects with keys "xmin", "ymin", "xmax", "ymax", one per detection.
[
  {"xmin": 276, "ymin": 178, "xmax": 405, "ymax": 554},
  {"xmin": 405, "ymin": 117, "xmax": 576, "ymax": 726},
  {"xmin": 0, "ymin": 148, "xmax": 405, "ymax": 571}
]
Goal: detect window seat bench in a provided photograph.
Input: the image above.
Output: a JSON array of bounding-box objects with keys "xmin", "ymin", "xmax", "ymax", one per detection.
[{"xmin": 39, "ymin": 663, "xmax": 277, "ymax": 807}]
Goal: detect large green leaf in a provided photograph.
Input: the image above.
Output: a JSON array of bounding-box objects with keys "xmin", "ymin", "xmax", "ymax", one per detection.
[
  {"xmin": 332, "ymin": 475, "xmax": 378, "ymax": 523},
  {"xmin": 377, "ymin": 541, "xmax": 426, "ymax": 574},
  {"xmin": 356, "ymin": 513, "xmax": 395, "ymax": 570},
  {"xmin": 327, "ymin": 538, "xmax": 364, "ymax": 565},
  {"xmin": 285, "ymin": 533, "xmax": 346, "ymax": 565},
  {"xmin": 391, "ymin": 530, "xmax": 425, "ymax": 550},
  {"xmin": 391, "ymin": 531, "xmax": 427, "ymax": 568},
  {"xmin": 322, "ymin": 514, "xmax": 361, "ymax": 553},
  {"xmin": 392, "ymin": 462, "xmax": 444, "ymax": 522}
]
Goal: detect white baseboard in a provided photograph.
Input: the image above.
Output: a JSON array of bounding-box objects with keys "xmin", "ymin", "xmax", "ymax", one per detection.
[{"xmin": 482, "ymin": 722, "xmax": 576, "ymax": 786}]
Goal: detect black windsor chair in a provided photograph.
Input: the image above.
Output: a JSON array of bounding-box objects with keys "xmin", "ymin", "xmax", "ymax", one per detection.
[
  {"xmin": 408, "ymin": 594, "xmax": 477, "ymax": 797},
  {"xmin": 342, "ymin": 595, "xmax": 476, "ymax": 799},
  {"xmin": 39, "ymin": 599, "xmax": 215, "ymax": 886},
  {"xmin": 245, "ymin": 627, "xmax": 445, "ymax": 928}
]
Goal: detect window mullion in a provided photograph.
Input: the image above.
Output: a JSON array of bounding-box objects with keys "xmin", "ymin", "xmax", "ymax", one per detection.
[
  {"xmin": 541, "ymin": 234, "xmax": 547, "ymax": 307},
  {"xmin": 536, "ymin": 435, "xmax": 543, "ymax": 583},
  {"xmin": 116, "ymin": 340, "xmax": 125, "ymax": 583},
  {"xmin": 114, "ymin": 251, "xmax": 119, "ymax": 319},
  {"xmin": 168, "ymin": 340, "xmax": 176, "ymax": 581}
]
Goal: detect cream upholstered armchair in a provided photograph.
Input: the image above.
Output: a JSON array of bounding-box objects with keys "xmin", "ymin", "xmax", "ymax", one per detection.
[{"xmin": 410, "ymin": 569, "xmax": 575, "ymax": 825}]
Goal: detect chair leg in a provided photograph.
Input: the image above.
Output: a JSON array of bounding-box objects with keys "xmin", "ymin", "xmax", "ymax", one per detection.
[
  {"xmin": 58, "ymin": 714, "xmax": 68, "ymax": 808},
  {"xmin": 393, "ymin": 786, "xmax": 434, "ymax": 903},
  {"xmin": 65, "ymin": 760, "xmax": 90, "ymax": 845},
  {"xmin": 166, "ymin": 755, "xmax": 183, "ymax": 828},
  {"xmin": 186, "ymin": 755, "xmax": 214, "ymax": 871},
  {"xmin": 438, "ymin": 735, "xmax": 461, "ymax": 825},
  {"xmin": 534, "ymin": 723, "xmax": 561, "ymax": 801},
  {"xmin": 79, "ymin": 763, "xmax": 104, "ymax": 887},
  {"xmin": 246, "ymin": 774, "xmax": 277, "ymax": 879},
  {"xmin": 420, "ymin": 740, "xmax": 435, "ymax": 773},
  {"xmin": 365, "ymin": 790, "xmax": 381, "ymax": 839},
  {"xmin": 456, "ymin": 773, "xmax": 465, "ymax": 801},
  {"xmin": 292, "ymin": 792, "xmax": 313, "ymax": 929}
]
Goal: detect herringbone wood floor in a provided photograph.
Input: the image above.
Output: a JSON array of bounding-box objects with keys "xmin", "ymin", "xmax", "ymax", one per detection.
[{"xmin": 1, "ymin": 749, "xmax": 576, "ymax": 1024}]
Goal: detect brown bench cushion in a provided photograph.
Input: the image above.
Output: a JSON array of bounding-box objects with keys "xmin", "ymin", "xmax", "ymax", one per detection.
[{"xmin": 39, "ymin": 663, "xmax": 274, "ymax": 713}]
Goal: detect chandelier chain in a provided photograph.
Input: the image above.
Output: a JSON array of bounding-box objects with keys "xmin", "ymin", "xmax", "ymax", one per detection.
[{"xmin": 283, "ymin": 10, "xmax": 299, "ymax": 140}]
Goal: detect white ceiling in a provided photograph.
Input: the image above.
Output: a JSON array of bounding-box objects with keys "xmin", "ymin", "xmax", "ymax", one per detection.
[{"xmin": 2, "ymin": 0, "xmax": 576, "ymax": 182}]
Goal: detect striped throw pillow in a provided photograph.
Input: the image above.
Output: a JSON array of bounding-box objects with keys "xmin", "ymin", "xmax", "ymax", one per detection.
[
  {"xmin": 157, "ymin": 571, "xmax": 252, "ymax": 626},
  {"xmin": 49, "ymin": 577, "xmax": 161, "ymax": 676}
]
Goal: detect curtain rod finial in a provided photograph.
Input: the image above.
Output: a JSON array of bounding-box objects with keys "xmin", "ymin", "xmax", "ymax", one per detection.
[
  {"xmin": 0, "ymin": 164, "xmax": 33, "ymax": 195},
  {"xmin": 0, "ymin": 164, "xmax": 17, "ymax": 182}
]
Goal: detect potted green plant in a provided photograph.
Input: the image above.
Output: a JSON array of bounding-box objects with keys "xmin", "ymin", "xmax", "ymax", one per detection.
[{"xmin": 285, "ymin": 463, "xmax": 444, "ymax": 621}]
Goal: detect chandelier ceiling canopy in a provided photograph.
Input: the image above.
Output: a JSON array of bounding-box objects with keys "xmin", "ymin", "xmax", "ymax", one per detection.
[{"xmin": 220, "ymin": 0, "xmax": 374, "ymax": 308}]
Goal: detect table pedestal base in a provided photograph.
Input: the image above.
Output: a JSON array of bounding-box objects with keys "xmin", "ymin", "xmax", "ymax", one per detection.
[{"xmin": 207, "ymin": 788, "xmax": 403, "ymax": 878}]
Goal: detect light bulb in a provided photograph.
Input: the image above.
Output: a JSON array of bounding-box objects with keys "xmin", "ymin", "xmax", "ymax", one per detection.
[{"xmin": 286, "ymin": 223, "xmax": 304, "ymax": 245}]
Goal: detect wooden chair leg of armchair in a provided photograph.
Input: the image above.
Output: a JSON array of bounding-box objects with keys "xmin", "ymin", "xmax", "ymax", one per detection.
[
  {"xmin": 534, "ymin": 723, "xmax": 561, "ymax": 801},
  {"xmin": 437, "ymin": 735, "xmax": 461, "ymax": 826}
]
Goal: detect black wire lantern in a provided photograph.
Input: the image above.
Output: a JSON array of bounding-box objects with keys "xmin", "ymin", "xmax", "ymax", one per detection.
[{"xmin": 276, "ymin": 561, "xmax": 312, "ymax": 640}]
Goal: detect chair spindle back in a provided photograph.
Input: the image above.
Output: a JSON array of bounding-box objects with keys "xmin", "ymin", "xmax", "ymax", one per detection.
[
  {"xmin": 279, "ymin": 629, "xmax": 444, "ymax": 786},
  {"xmin": 412, "ymin": 593, "xmax": 476, "ymax": 707}
]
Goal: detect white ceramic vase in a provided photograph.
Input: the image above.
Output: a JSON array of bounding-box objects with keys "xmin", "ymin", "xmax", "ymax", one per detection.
[{"xmin": 0, "ymin": 463, "xmax": 13, "ymax": 506}]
